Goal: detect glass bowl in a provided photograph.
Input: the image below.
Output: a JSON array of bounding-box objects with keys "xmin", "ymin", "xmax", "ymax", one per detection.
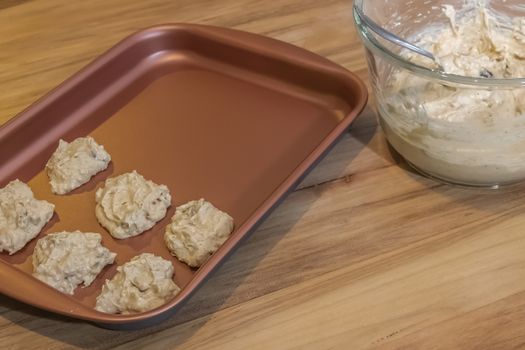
[{"xmin": 353, "ymin": 0, "xmax": 525, "ymax": 188}]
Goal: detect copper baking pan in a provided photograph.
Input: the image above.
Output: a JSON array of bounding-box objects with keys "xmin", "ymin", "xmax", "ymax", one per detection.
[{"xmin": 0, "ymin": 24, "xmax": 367, "ymax": 329}]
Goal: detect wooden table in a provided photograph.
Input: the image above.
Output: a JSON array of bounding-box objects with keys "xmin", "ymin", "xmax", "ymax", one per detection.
[{"xmin": 2, "ymin": 1, "xmax": 525, "ymax": 349}]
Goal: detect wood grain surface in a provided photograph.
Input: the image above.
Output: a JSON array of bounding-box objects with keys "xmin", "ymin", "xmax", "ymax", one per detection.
[{"xmin": 2, "ymin": 0, "xmax": 525, "ymax": 349}]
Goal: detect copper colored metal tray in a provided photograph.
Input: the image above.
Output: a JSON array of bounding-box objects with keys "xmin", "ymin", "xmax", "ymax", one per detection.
[{"xmin": 0, "ymin": 24, "xmax": 367, "ymax": 329}]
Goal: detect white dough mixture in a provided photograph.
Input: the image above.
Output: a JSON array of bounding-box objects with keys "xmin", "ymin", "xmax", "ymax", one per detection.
[
  {"xmin": 46, "ymin": 137, "xmax": 111, "ymax": 194},
  {"xmin": 381, "ymin": 2, "xmax": 525, "ymax": 184},
  {"xmin": 0, "ymin": 180, "xmax": 54, "ymax": 255},
  {"xmin": 164, "ymin": 199, "xmax": 234, "ymax": 267},
  {"xmin": 95, "ymin": 253, "xmax": 180, "ymax": 314},
  {"xmin": 32, "ymin": 231, "xmax": 116, "ymax": 294},
  {"xmin": 95, "ymin": 171, "xmax": 171, "ymax": 239},
  {"xmin": 418, "ymin": 5, "xmax": 525, "ymax": 78}
]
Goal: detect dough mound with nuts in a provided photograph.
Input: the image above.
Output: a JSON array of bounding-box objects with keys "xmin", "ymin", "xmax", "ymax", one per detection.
[
  {"xmin": 95, "ymin": 171, "xmax": 171, "ymax": 239},
  {"xmin": 32, "ymin": 231, "xmax": 116, "ymax": 294},
  {"xmin": 0, "ymin": 180, "xmax": 54, "ymax": 255},
  {"xmin": 164, "ymin": 199, "xmax": 234, "ymax": 267},
  {"xmin": 95, "ymin": 253, "xmax": 180, "ymax": 314},
  {"xmin": 46, "ymin": 137, "xmax": 111, "ymax": 195}
]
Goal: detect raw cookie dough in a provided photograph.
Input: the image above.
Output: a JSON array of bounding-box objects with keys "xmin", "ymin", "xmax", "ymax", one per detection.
[
  {"xmin": 409, "ymin": 5, "xmax": 525, "ymax": 77},
  {"xmin": 0, "ymin": 180, "xmax": 54, "ymax": 255},
  {"xmin": 46, "ymin": 137, "xmax": 111, "ymax": 194},
  {"xmin": 32, "ymin": 231, "xmax": 116, "ymax": 294},
  {"xmin": 95, "ymin": 253, "xmax": 180, "ymax": 314},
  {"xmin": 164, "ymin": 199, "xmax": 234, "ymax": 267},
  {"xmin": 380, "ymin": 3, "xmax": 525, "ymax": 184},
  {"xmin": 95, "ymin": 171, "xmax": 171, "ymax": 239}
]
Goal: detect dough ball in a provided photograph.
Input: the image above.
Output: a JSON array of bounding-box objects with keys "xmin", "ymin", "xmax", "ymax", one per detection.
[
  {"xmin": 95, "ymin": 171, "xmax": 171, "ymax": 239},
  {"xmin": 95, "ymin": 253, "xmax": 180, "ymax": 314},
  {"xmin": 46, "ymin": 137, "xmax": 111, "ymax": 195},
  {"xmin": 0, "ymin": 180, "xmax": 54, "ymax": 254},
  {"xmin": 164, "ymin": 199, "xmax": 233, "ymax": 267},
  {"xmin": 32, "ymin": 231, "xmax": 116, "ymax": 294}
]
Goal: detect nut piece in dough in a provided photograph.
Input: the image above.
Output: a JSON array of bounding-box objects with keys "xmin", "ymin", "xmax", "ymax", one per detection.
[
  {"xmin": 164, "ymin": 199, "xmax": 234, "ymax": 267},
  {"xmin": 32, "ymin": 231, "xmax": 116, "ymax": 294},
  {"xmin": 95, "ymin": 253, "xmax": 180, "ymax": 314},
  {"xmin": 0, "ymin": 180, "xmax": 54, "ymax": 255},
  {"xmin": 46, "ymin": 137, "xmax": 111, "ymax": 195},
  {"xmin": 95, "ymin": 171, "xmax": 172, "ymax": 239}
]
